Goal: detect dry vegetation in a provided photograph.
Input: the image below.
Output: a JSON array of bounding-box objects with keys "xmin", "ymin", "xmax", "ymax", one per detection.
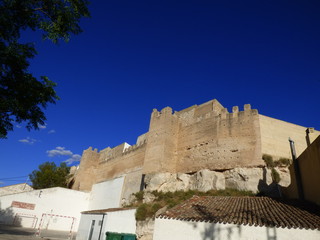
[{"xmin": 129, "ymin": 189, "xmax": 254, "ymax": 221}]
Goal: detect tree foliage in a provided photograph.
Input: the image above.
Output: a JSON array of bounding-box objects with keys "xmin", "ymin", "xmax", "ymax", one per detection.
[
  {"xmin": 0, "ymin": 0, "xmax": 90, "ymax": 138},
  {"xmin": 29, "ymin": 161, "xmax": 70, "ymax": 189}
]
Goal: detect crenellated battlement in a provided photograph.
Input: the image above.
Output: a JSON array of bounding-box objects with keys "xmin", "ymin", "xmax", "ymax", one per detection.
[
  {"xmin": 72, "ymin": 98, "xmax": 319, "ymax": 191},
  {"xmin": 123, "ymin": 139, "xmax": 147, "ymax": 154}
]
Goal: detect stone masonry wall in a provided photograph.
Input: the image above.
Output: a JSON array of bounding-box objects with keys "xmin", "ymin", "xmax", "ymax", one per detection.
[
  {"xmin": 72, "ymin": 147, "xmax": 100, "ymax": 191},
  {"xmin": 71, "ymin": 99, "xmax": 318, "ymax": 191},
  {"xmin": 72, "ymin": 141, "xmax": 146, "ymax": 191},
  {"xmin": 175, "ymin": 103, "xmax": 263, "ymax": 173},
  {"xmin": 95, "ymin": 144, "xmax": 146, "ymax": 183}
]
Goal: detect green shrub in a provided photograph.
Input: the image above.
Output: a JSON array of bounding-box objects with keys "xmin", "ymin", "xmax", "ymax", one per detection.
[
  {"xmin": 135, "ymin": 203, "xmax": 148, "ymax": 221},
  {"xmin": 134, "ymin": 191, "xmax": 144, "ymax": 202},
  {"xmin": 134, "ymin": 188, "xmax": 254, "ymax": 221},
  {"xmin": 271, "ymin": 168, "xmax": 281, "ymax": 183},
  {"xmin": 262, "ymin": 154, "xmax": 274, "ymax": 168}
]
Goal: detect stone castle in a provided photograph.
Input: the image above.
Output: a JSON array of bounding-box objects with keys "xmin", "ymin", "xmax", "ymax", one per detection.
[{"xmin": 71, "ymin": 99, "xmax": 319, "ymax": 192}]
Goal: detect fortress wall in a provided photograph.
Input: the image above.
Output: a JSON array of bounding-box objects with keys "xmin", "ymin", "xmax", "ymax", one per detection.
[
  {"xmin": 72, "ymin": 99, "xmax": 319, "ymax": 192},
  {"xmin": 95, "ymin": 144, "xmax": 146, "ymax": 183},
  {"xmin": 98, "ymin": 143, "xmax": 131, "ymax": 162},
  {"xmin": 72, "ymin": 147, "xmax": 100, "ymax": 191},
  {"xmin": 143, "ymin": 107, "xmax": 179, "ymax": 173},
  {"xmin": 176, "ymin": 105, "xmax": 263, "ymax": 172},
  {"xmin": 259, "ymin": 115, "xmax": 320, "ymax": 159},
  {"xmin": 72, "ymin": 141, "xmax": 146, "ymax": 191}
]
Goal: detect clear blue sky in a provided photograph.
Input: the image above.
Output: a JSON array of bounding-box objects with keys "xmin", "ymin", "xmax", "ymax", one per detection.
[{"xmin": 1, "ymin": 1, "xmax": 320, "ymax": 186}]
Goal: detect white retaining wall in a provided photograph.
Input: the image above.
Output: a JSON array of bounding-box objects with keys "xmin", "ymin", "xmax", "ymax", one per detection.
[
  {"xmin": 88, "ymin": 177, "xmax": 124, "ymax": 210},
  {"xmin": 153, "ymin": 218, "xmax": 320, "ymax": 240}
]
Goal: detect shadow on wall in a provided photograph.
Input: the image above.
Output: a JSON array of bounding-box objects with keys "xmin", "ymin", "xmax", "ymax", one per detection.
[
  {"xmin": 257, "ymin": 168, "xmax": 280, "ymax": 198},
  {"xmin": 190, "ymin": 203, "xmax": 278, "ymax": 240},
  {"xmin": 0, "ymin": 201, "xmax": 21, "ymax": 226}
]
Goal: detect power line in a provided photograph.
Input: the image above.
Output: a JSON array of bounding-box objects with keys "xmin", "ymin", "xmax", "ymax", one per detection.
[{"xmin": 0, "ymin": 175, "xmax": 28, "ymax": 180}]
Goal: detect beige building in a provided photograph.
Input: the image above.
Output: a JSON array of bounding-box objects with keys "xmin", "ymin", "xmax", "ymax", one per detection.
[{"xmin": 71, "ymin": 99, "xmax": 319, "ymax": 192}]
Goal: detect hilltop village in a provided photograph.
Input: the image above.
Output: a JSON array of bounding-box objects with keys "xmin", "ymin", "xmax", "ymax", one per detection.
[{"xmin": 1, "ymin": 99, "xmax": 320, "ymax": 240}]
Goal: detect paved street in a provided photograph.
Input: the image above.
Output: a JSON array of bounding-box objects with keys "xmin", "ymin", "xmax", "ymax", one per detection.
[
  {"xmin": 0, "ymin": 225, "xmax": 76, "ymax": 240},
  {"xmin": 0, "ymin": 225, "xmax": 36, "ymax": 240}
]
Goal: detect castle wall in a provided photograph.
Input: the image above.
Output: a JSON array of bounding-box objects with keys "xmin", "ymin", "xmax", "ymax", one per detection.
[
  {"xmin": 259, "ymin": 115, "xmax": 320, "ymax": 159},
  {"xmin": 175, "ymin": 104, "xmax": 263, "ymax": 172},
  {"xmin": 72, "ymin": 147, "xmax": 100, "ymax": 191},
  {"xmin": 95, "ymin": 144, "xmax": 146, "ymax": 183},
  {"xmin": 143, "ymin": 107, "xmax": 179, "ymax": 173},
  {"xmin": 71, "ymin": 99, "xmax": 318, "ymax": 192}
]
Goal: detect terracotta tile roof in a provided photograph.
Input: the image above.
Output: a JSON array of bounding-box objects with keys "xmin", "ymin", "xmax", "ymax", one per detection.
[{"xmin": 157, "ymin": 196, "xmax": 320, "ymax": 230}]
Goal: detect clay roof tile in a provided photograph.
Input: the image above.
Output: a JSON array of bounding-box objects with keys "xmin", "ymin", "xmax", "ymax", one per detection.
[{"xmin": 157, "ymin": 196, "xmax": 320, "ymax": 230}]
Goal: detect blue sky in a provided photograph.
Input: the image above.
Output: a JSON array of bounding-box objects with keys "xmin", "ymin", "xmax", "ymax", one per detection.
[{"xmin": 1, "ymin": 1, "xmax": 320, "ymax": 186}]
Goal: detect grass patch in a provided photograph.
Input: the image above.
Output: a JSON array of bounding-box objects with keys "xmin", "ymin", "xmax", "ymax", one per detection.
[{"xmin": 131, "ymin": 189, "xmax": 254, "ymax": 221}]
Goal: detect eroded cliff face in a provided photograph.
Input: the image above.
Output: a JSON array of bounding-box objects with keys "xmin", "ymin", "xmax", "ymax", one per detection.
[
  {"xmin": 71, "ymin": 99, "xmax": 318, "ymax": 192},
  {"xmin": 142, "ymin": 167, "xmax": 290, "ymax": 195}
]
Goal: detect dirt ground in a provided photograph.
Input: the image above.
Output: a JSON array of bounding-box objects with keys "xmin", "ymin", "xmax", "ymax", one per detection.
[{"xmin": 0, "ymin": 225, "xmax": 76, "ymax": 240}]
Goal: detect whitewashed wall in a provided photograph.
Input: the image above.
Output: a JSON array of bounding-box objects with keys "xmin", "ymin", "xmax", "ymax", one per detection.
[
  {"xmin": 153, "ymin": 218, "xmax": 320, "ymax": 240},
  {"xmin": 105, "ymin": 209, "xmax": 136, "ymax": 234},
  {"xmin": 0, "ymin": 187, "xmax": 89, "ymax": 231},
  {"xmin": 76, "ymin": 209, "xmax": 136, "ymax": 240},
  {"xmin": 88, "ymin": 177, "xmax": 124, "ymax": 210}
]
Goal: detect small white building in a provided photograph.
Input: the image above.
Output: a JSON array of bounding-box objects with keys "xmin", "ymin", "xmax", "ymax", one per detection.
[
  {"xmin": 76, "ymin": 177, "xmax": 137, "ymax": 240},
  {"xmin": 0, "ymin": 187, "xmax": 89, "ymax": 237},
  {"xmin": 154, "ymin": 196, "xmax": 320, "ymax": 240},
  {"xmin": 76, "ymin": 208, "xmax": 136, "ymax": 240}
]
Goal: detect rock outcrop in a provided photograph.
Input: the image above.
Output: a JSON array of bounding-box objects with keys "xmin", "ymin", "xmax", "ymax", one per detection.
[
  {"xmin": 143, "ymin": 167, "xmax": 290, "ymax": 194},
  {"xmin": 136, "ymin": 218, "xmax": 154, "ymax": 240}
]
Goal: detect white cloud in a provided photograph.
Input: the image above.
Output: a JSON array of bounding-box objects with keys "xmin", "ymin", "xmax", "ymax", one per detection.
[
  {"xmin": 38, "ymin": 124, "xmax": 47, "ymax": 129},
  {"xmin": 64, "ymin": 154, "xmax": 82, "ymax": 165},
  {"xmin": 16, "ymin": 125, "xmax": 22, "ymax": 128},
  {"xmin": 18, "ymin": 137, "xmax": 37, "ymax": 145},
  {"xmin": 47, "ymin": 146, "xmax": 73, "ymax": 157},
  {"xmin": 48, "ymin": 130, "xmax": 56, "ymax": 134},
  {"xmin": 46, "ymin": 147, "xmax": 81, "ymax": 165}
]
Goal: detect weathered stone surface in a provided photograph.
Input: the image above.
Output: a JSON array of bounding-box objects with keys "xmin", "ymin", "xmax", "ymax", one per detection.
[
  {"xmin": 143, "ymin": 192, "xmax": 156, "ymax": 204},
  {"xmin": 276, "ymin": 167, "xmax": 291, "ymax": 187},
  {"xmin": 177, "ymin": 173, "xmax": 192, "ymax": 189},
  {"xmin": 190, "ymin": 169, "xmax": 225, "ymax": 192},
  {"xmin": 136, "ymin": 218, "xmax": 154, "ymax": 240},
  {"xmin": 144, "ymin": 170, "xmax": 226, "ymax": 193},
  {"xmin": 144, "ymin": 173, "xmax": 176, "ymax": 192},
  {"xmin": 224, "ymin": 167, "xmax": 273, "ymax": 193},
  {"xmin": 144, "ymin": 172, "xmax": 192, "ymax": 192}
]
